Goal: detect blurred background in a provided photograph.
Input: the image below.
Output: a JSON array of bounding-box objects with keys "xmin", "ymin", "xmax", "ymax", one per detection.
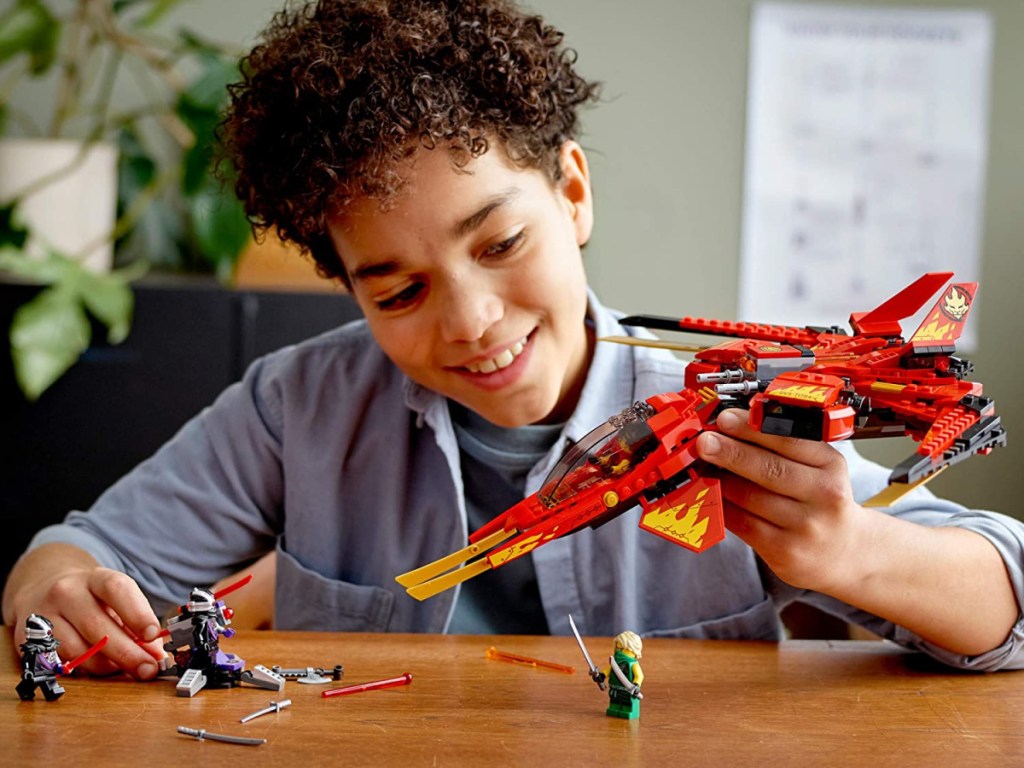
[{"xmin": 2, "ymin": 0, "xmax": 1021, "ymax": 585}]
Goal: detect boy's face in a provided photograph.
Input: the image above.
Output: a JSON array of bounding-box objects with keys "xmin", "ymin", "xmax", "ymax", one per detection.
[{"xmin": 328, "ymin": 142, "xmax": 594, "ymax": 427}]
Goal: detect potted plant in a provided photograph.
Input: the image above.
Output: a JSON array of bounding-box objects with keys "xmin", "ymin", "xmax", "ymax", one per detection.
[{"xmin": 0, "ymin": 0, "xmax": 251, "ymax": 400}]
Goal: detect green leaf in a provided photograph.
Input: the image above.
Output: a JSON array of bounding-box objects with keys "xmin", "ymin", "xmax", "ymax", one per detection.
[
  {"xmin": 0, "ymin": 0, "xmax": 60, "ymax": 75},
  {"xmin": 113, "ymin": 0, "xmax": 191, "ymax": 28},
  {"xmin": 116, "ymin": 127, "xmax": 158, "ymax": 190},
  {"xmin": 188, "ymin": 177, "xmax": 250, "ymax": 273},
  {"xmin": 140, "ymin": 0, "xmax": 193, "ymax": 29},
  {"xmin": 176, "ymin": 54, "xmax": 239, "ymax": 194},
  {"xmin": 9, "ymin": 285, "xmax": 91, "ymax": 400},
  {"xmin": 116, "ymin": 195, "xmax": 184, "ymax": 270},
  {"xmin": 176, "ymin": 27, "xmax": 235, "ymax": 58},
  {"xmin": 0, "ymin": 202, "xmax": 29, "ymax": 249},
  {"xmin": 178, "ymin": 111, "xmax": 219, "ymax": 195},
  {"xmin": 178, "ymin": 52, "xmax": 238, "ymax": 114},
  {"xmin": 0, "ymin": 246, "xmax": 76, "ymax": 284},
  {"xmin": 113, "ymin": 127, "xmax": 184, "ymax": 269},
  {"xmin": 78, "ymin": 270, "xmax": 134, "ymax": 344}
]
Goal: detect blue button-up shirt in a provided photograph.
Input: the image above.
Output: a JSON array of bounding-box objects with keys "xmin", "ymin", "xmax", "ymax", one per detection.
[{"xmin": 30, "ymin": 291, "xmax": 1024, "ymax": 670}]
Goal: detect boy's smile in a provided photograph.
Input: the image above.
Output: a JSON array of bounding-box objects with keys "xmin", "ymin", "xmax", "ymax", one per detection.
[
  {"xmin": 459, "ymin": 334, "xmax": 528, "ymax": 374},
  {"xmin": 328, "ymin": 142, "xmax": 594, "ymax": 427}
]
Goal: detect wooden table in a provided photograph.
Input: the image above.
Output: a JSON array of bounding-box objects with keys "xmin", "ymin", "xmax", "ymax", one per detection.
[{"xmin": 5, "ymin": 630, "xmax": 1023, "ymax": 766}]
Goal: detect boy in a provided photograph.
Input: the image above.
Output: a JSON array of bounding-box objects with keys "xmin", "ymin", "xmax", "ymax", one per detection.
[{"xmin": 3, "ymin": 0, "xmax": 1023, "ymax": 680}]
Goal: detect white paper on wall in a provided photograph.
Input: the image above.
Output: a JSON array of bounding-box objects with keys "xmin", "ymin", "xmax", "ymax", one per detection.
[{"xmin": 739, "ymin": 2, "xmax": 992, "ymax": 349}]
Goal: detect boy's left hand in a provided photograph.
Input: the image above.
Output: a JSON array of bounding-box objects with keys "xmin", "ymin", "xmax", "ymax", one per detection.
[{"xmin": 696, "ymin": 408, "xmax": 869, "ymax": 595}]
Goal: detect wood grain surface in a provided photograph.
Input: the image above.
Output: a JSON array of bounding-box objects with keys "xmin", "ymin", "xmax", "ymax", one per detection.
[{"xmin": 5, "ymin": 630, "xmax": 1023, "ymax": 767}]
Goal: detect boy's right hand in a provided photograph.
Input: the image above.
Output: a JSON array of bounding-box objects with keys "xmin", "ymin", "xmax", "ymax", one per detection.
[{"xmin": 2, "ymin": 543, "xmax": 165, "ymax": 680}]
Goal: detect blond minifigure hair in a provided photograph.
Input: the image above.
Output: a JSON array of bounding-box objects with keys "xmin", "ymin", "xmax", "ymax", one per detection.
[{"xmin": 614, "ymin": 631, "xmax": 643, "ymax": 658}]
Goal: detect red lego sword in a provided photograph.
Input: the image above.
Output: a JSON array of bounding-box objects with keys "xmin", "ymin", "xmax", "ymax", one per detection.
[{"xmin": 60, "ymin": 635, "xmax": 110, "ymax": 675}]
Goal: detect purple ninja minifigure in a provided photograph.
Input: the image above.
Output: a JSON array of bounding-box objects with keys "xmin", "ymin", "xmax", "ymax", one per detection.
[
  {"xmin": 17, "ymin": 614, "xmax": 66, "ymax": 702},
  {"xmin": 163, "ymin": 587, "xmax": 245, "ymax": 695},
  {"xmin": 16, "ymin": 615, "xmax": 109, "ymax": 702}
]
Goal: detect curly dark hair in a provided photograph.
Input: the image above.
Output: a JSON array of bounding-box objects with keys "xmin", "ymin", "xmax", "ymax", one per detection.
[{"xmin": 222, "ymin": 0, "xmax": 601, "ymax": 285}]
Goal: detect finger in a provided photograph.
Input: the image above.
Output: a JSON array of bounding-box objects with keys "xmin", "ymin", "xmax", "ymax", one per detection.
[
  {"xmin": 722, "ymin": 500, "xmax": 829, "ymax": 591},
  {"xmin": 723, "ymin": 500, "xmax": 782, "ymax": 550},
  {"xmin": 23, "ymin": 606, "xmax": 120, "ymax": 675},
  {"xmin": 12, "ymin": 620, "xmax": 26, "ymax": 649},
  {"xmin": 698, "ymin": 428, "xmax": 819, "ymax": 498},
  {"xmin": 69, "ymin": 600, "xmax": 162, "ymax": 680},
  {"xmin": 48, "ymin": 570, "xmax": 162, "ymax": 679},
  {"xmin": 102, "ymin": 605, "xmax": 167, "ymax": 662},
  {"xmin": 720, "ymin": 472, "xmax": 806, "ymax": 529},
  {"xmin": 87, "ymin": 569, "xmax": 162, "ymax": 643},
  {"xmin": 35, "ymin": 573, "xmax": 112, "ymax": 669},
  {"xmin": 714, "ymin": 409, "xmax": 837, "ymax": 467},
  {"xmin": 81, "ymin": 570, "xmax": 163, "ymax": 679},
  {"xmin": 56, "ymin": 607, "xmax": 145, "ymax": 677},
  {"xmin": 43, "ymin": 612, "xmax": 123, "ymax": 678}
]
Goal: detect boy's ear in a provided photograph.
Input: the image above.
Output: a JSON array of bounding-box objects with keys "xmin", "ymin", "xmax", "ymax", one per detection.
[{"xmin": 558, "ymin": 141, "xmax": 594, "ymax": 247}]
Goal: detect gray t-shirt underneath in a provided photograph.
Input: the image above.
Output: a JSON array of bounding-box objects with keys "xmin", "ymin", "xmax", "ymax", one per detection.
[{"xmin": 447, "ymin": 401, "xmax": 562, "ymax": 634}]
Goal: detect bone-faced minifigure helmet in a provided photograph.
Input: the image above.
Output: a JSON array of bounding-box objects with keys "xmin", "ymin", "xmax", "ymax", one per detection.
[
  {"xmin": 186, "ymin": 587, "xmax": 216, "ymax": 613},
  {"xmin": 25, "ymin": 613, "xmax": 56, "ymax": 642}
]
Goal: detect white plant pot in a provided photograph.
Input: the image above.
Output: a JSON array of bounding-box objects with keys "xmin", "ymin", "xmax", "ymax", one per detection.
[{"xmin": 0, "ymin": 138, "xmax": 118, "ymax": 273}]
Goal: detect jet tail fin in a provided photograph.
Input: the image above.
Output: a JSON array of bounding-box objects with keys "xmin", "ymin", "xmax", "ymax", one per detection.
[
  {"xmin": 907, "ymin": 282, "xmax": 977, "ymax": 352},
  {"xmin": 849, "ymin": 272, "xmax": 953, "ymax": 337}
]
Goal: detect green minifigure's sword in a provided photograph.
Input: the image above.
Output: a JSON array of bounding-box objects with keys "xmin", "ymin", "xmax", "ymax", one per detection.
[
  {"xmin": 608, "ymin": 655, "xmax": 643, "ymax": 699},
  {"xmin": 568, "ymin": 614, "xmax": 605, "ymax": 691}
]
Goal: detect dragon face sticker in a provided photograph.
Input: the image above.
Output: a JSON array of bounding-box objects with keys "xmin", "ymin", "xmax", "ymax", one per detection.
[{"xmin": 941, "ymin": 285, "xmax": 972, "ymax": 322}]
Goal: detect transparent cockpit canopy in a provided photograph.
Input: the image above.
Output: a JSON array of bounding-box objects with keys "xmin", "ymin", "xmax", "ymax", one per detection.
[{"xmin": 539, "ymin": 402, "xmax": 657, "ymax": 508}]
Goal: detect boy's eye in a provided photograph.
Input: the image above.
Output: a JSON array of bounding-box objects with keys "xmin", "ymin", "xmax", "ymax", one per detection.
[
  {"xmin": 376, "ymin": 282, "xmax": 423, "ymax": 311},
  {"xmin": 482, "ymin": 230, "xmax": 524, "ymax": 259}
]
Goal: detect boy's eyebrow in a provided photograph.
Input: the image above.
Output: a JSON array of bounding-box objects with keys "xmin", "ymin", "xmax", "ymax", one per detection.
[
  {"xmin": 452, "ymin": 188, "xmax": 521, "ymax": 239},
  {"xmin": 350, "ymin": 259, "xmax": 401, "ymax": 283},
  {"xmin": 349, "ymin": 189, "xmax": 522, "ymax": 283}
]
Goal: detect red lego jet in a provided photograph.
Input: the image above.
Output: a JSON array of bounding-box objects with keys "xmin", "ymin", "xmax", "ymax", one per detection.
[{"xmin": 396, "ymin": 272, "xmax": 1005, "ymax": 600}]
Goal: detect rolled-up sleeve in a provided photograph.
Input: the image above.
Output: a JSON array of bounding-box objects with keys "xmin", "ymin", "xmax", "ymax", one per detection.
[
  {"xmin": 767, "ymin": 442, "xmax": 1024, "ymax": 672},
  {"xmin": 26, "ymin": 356, "xmax": 284, "ymax": 618}
]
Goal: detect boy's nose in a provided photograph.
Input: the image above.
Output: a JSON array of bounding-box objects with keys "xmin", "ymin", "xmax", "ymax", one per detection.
[{"xmin": 440, "ymin": 281, "xmax": 503, "ymax": 342}]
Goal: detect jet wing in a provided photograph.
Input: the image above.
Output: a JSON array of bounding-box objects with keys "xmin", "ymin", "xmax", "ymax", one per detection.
[
  {"xmin": 864, "ymin": 396, "xmax": 1006, "ymax": 507},
  {"xmin": 637, "ymin": 472, "xmax": 725, "ymax": 553}
]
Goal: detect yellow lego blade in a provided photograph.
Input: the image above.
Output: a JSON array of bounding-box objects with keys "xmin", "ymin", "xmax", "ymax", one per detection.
[
  {"xmin": 394, "ymin": 528, "xmax": 514, "ymax": 588},
  {"xmin": 598, "ymin": 335, "xmax": 707, "ymax": 354},
  {"xmin": 863, "ymin": 466, "xmax": 946, "ymax": 508},
  {"xmin": 406, "ymin": 558, "xmax": 493, "ymax": 601}
]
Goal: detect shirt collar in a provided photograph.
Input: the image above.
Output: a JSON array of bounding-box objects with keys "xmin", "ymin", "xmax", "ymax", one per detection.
[{"xmin": 562, "ymin": 288, "xmax": 635, "ymax": 444}]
